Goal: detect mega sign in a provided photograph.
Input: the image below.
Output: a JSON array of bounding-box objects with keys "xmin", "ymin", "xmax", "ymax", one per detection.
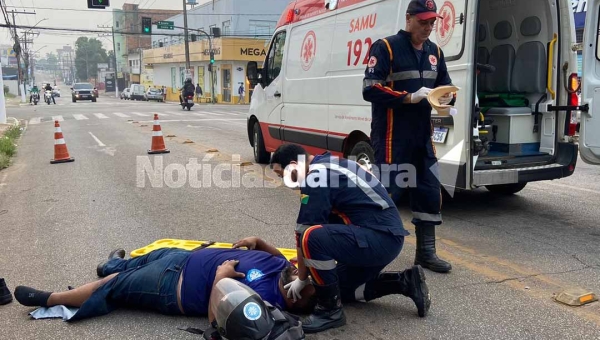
[{"xmin": 240, "ymin": 48, "xmax": 267, "ymax": 56}]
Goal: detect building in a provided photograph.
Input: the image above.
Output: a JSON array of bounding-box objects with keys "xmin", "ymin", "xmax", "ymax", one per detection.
[
  {"xmin": 56, "ymin": 46, "xmax": 75, "ymax": 84},
  {"xmin": 572, "ymin": 0, "xmax": 587, "ymax": 77},
  {"xmin": 142, "ymin": 0, "xmax": 286, "ymax": 104},
  {"xmin": 112, "ymin": 3, "xmax": 181, "ymax": 89}
]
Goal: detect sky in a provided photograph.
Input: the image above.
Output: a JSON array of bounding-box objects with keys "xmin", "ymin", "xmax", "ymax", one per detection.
[{"xmin": 0, "ymin": 0, "xmax": 212, "ymax": 58}]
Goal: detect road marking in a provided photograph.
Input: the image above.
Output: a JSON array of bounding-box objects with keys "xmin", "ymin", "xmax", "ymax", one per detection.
[
  {"xmin": 213, "ymin": 110, "xmax": 238, "ymax": 116},
  {"xmin": 29, "ymin": 117, "xmax": 41, "ymax": 125},
  {"xmin": 532, "ymin": 181, "xmax": 600, "ymax": 195},
  {"xmin": 73, "ymin": 114, "xmax": 88, "ymax": 120},
  {"xmin": 93, "ymin": 113, "xmax": 109, "ymax": 119},
  {"xmin": 88, "ymin": 132, "xmax": 106, "ymax": 147},
  {"xmin": 130, "ymin": 112, "xmax": 150, "ymax": 116},
  {"xmin": 138, "ymin": 119, "xmax": 246, "ymax": 123},
  {"xmin": 191, "ymin": 113, "xmax": 206, "ymax": 117},
  {"xmin": 166, "ymin": 111, "xmax": 186, "ymax": 116},
  {"xmin": 52, "ymin": 115, "xmax": 64, "ymax": 122},
  {"xmin": 112, "ymin": 112, "xmax": 129, "ymax": 118},
  {"xmin": 199, "ymin": 111, "xmax": 224, "ymax": 116},
  {"xmin": 232, "ymin": 110, "xmax": 247, "ymax": 115}
]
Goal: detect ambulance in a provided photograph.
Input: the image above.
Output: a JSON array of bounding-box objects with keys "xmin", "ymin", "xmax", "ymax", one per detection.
[{"xmin": 245, "ymin": 0, "xmax": 600, "ymax": 195}]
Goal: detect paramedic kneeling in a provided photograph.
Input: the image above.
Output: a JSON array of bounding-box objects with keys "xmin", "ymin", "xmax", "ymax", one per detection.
[
  {"xmin": 270, "ymin": 144, "xmax": 430, "ymax": 334},
  {"xmin": 363, "ymin": 0, "xmax": 455, "ymax": 273},
  {"xmin": 13, "ymin": 237, "xmax": 317, "ymax": 321}
]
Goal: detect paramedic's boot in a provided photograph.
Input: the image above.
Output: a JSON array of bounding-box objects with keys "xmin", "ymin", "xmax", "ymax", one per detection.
[
  {"xmin": 302, "ymin": 282, "xmax": 346, "ymax": 334},
  {"xmin": 0, "ymin": 278, "xmax": 13, "ymax": 305},
  {"xmin": 414, "ymin": 224, "xmax": 452, "ymax": 273},
  {"xmin": 363, "ymin": 266, "xmax": 430, "ymax": 317},
  {"xmin": 96, "ymin": 248, "xmax": 126, "ymax": 277}
]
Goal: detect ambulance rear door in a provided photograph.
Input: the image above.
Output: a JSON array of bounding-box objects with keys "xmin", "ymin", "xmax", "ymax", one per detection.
[{"xmin": 580, "ymin": 0, "xmax": 600, "ymax": 165}]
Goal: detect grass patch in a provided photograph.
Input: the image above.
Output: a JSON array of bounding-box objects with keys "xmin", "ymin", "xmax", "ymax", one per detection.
[
  {"xmin": 5, "ymin": 93, "xmax": 16, "ymax": 99},
  {"xmin": 0, "ymin": 125, "xmax": 22, "ymax": 170}
]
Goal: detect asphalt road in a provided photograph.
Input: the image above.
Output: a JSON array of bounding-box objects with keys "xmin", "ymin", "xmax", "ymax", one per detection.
[{"xmin": 1, "ymin": 90, "xmax": 600, "ymax": 339}]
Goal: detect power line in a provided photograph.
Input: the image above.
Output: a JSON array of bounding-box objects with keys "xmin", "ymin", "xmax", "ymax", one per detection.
[
  {"xmin": 4, "ymin": 5, "xmax": 280, "ymax": 16},
  {"xmin": 0, "ymin": 23, "xmax": 273, "ymax": 37}
]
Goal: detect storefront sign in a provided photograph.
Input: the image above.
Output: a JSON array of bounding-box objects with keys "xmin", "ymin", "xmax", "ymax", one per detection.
[
  {"xmin": 164, "ymin": 53, "xmax": 173, "ymax": 59},
  {"xmin": 240, "ymin": 47, "xmax": 267, "ymax": 56},
  {"xmin": 202, "ymin": 48, "xmax": 221, "ymax": 56}
]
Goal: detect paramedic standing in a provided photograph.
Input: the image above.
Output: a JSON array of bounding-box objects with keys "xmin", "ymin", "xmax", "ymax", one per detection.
[{"xmin": 362, "ymin": 0, "xmax": 455, "ymax": 273}]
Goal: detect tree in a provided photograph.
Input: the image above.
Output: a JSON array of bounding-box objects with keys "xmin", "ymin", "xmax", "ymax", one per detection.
[
  {"xmin": 74, "ymin": 37, "xmax": 109, "ymax": 81},
  {"xmin": 46, "ymin": 52, "xmax": 58, "ymax": 74}
]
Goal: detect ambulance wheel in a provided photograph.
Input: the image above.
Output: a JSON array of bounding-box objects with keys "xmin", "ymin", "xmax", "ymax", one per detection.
[
  {"xmin": 253, "ymin": 122, "xmax": 270, "ymax": 164},
  {"xmin": 349, "ymin": 141, "xmax": 375, "ymax": 166},
  {"xmin": 485, "ymin": 183, "xmax": 527, "ymax": 195}
]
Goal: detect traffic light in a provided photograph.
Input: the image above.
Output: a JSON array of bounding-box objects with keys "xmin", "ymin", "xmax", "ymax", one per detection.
[
  {"xmin": 208, "ymin": 64, "xmax": 212, "ymax": 72},
  {"xmin": 190, "ymin": 34, "xmax": 197, "ymax": 42},
  {"xmin": 210, "ymin": 51, "xmax": 215, "ymax": 64},
  {"xmin": 88, "ymin": 0, "xmax": 110, "ymax": 8},
  {"xmin": 141, "ymin": 17, "xmax": 152, "ymax": 35}
]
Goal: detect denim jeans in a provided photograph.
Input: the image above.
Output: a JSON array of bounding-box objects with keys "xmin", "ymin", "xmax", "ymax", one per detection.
[{"xmin": 97, "ymin": 248, "xmax": 191, "ymax": 316}]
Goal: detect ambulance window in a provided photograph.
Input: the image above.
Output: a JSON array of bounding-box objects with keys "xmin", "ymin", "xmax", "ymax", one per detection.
[
  {"xmin": 431, "ymin": 0, "xmax": 466, "ymax": 61},
  {"xmin": 597, "ymin": 9, "xmax": 600, "ymax": 61},
  {"xmin": 266, "ymin": 31, "xmax": 287, "ymax": 84}
]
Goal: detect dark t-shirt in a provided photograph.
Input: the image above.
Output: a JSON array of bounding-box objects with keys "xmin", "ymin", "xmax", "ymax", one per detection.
[{"xmin": 180, "ymin": 249, "xmax": 289, "ymax": 316}]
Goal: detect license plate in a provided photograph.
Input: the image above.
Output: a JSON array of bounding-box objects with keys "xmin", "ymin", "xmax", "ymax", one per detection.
[
  {"xmin": 432, "ymin": 127, "xmax": 448, "ymax": 143},
  {"xmin": 187, "ymin": 99, "xmax": 194, "ymax": 103}
]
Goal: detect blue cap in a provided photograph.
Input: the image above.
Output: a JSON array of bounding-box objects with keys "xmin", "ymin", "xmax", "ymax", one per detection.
[{"xmin": 407, "ymin": 0, "xmax": 443, "ymax": 20}]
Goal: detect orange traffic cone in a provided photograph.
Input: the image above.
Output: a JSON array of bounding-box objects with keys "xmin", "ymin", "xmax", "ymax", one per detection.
[
  {"xmin": 50, "ymin": 120, "xmax": 75, "ymax": 164},
  {"xmin": 148, "ymin": 114, "xmax": 170, "ymax": 154}
]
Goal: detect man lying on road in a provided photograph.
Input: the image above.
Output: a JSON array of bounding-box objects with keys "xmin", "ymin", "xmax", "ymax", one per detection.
[
  {"xmin": 14, "ymin": 237, "xmax": 316, "ymax": 321},
  {"xmin": 14, "ymin": 236, "xmax": 428, "ymax": 322}
]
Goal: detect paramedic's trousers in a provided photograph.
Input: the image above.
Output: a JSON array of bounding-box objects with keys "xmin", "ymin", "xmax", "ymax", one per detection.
[
  {"xmin": 300, "ymin": 224, "xmax": 404, "ymax": 301},
  {"xmin": 375, "ymin": 140, "xmax": 442, "ymax": 226}
]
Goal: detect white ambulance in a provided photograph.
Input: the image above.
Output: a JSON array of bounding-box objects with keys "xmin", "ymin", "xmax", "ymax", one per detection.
[{"xmin": 245, "ymin": 0, "xmax": 600, "ymax": 195}]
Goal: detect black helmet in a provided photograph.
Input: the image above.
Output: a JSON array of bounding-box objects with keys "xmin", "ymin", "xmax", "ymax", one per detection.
[{"xmin": 211, "ymin": 278, "xmax": 275, "ymax": 340}]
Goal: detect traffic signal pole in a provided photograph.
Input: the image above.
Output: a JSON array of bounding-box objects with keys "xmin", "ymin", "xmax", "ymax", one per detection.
[{"xmin": 182, "ymin": 0, "xmax": 191, "ymax": 71}]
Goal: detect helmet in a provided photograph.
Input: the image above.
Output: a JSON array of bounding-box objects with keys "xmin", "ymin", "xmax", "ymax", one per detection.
[{"xmin": 210, "ymin": 278, "xmax": 275, "ymax": 340}]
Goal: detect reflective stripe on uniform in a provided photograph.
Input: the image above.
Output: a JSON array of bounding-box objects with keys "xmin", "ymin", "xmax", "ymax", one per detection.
[
  {"xmin": 412, "ymin": 211, "xmax": 442, "ymax": 222},
  {"xmin": 385, "ymin": 70, "xmax": 437, "ymax": 82},
  {"xmin": 310, "ymin": 163, "xmax": 390, "ymax": 210},
  {"xmin": 364, "ymin": 79, "xmax": 386, "ymax": 88},
  {"xmin": 303, "ymin": 258, "xmax": 337, "ymax": 270},
  {"xmin": 295, "ymin": 224, "xmax": 311, "ymax": 234}
]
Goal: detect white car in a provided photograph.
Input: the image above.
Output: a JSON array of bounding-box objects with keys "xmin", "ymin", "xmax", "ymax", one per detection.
[
  {"xmin": 120, "ymin": 88, "xmax": 131, "ymax": 100},
  {"xmin": 52, "ymin": 87, "xmax": 60, "ymax": 97}
]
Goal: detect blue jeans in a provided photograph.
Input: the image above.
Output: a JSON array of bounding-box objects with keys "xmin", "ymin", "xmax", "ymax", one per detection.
[{"xmin": 70, "ymin": 248, "xmax": 191, "ymax": 321}]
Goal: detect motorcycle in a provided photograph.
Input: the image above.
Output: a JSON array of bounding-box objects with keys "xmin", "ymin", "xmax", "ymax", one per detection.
[
  {"xmin": 44, "ymin": 90, "xmax": 54, "ymax": 105},
  {"xmin": 32, "ymin": 93, "xmax": 39, "ymax": 105},
  {"xmin": 180, "ymin": 92, "xmax": 194, "ymax": 111}
]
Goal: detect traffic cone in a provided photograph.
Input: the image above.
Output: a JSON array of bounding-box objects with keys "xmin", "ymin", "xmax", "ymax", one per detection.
[
  {"xmin": 50, "ymin": 120, "xmax": 75, "ymax": 164},
  {"xmin": 148, "ymin": 114, "xmax": 170, "ymax": 154}
]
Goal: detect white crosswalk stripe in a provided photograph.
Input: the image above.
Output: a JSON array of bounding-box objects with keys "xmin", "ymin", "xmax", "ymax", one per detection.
[
  {"xmin": 232, "ymin": 111, "xmax": 247, "ymax": 115},
  {"xmin": 212, "ymin": 110, "xmax": 238, "ymax": 116},
  {"xmin": 153, "ymin": 112, "xmax": 169, "ymax": 117},
  {"xmin": 191, "ymin": 112, "xmax": 206, "ymax": 117},
  {"xmin": 166, "ymin": 111, "xmax": 186, "ymax": 116},
  {"xmin": 29, "ymin": 117, "xmax": 41, "ymax": 125},
  {"xmin": 73, "ymin": 114, "xmax": 89, "ymax": 120},
  {"xmin": 112, "ymin": 112, "xmax": 129, "ymax": 118},
  {"xmin": 130, "ymin": 112, "xmax": 150, "ymax": 116},
  {"xmin": 199, "ymin": 111, "xmax": 224, "ymax": 116},
  {"xmin": 52, "ymin": 115, "xmax": 64, "ymax": 122},
  {"xmin": 94, "ymin": 113, "xmax": 109, "ymax": 119}
]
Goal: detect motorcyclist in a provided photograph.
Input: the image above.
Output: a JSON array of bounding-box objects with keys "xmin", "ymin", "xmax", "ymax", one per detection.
[
  {"xmin": 179, "ymin": 77, "xmax": 195, "ymax": 105},
  {"xmin": 29, "ymin": 85, "xmax": 40, "ymax": 104},
  {"xmin": 44, "ymin": 83, "xmax": 56, "ymax": 104}
]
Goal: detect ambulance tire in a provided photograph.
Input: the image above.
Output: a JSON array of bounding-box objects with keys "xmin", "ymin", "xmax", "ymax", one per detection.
[
  {"xmin": 485, "ymin": 183, "xmax": 527, "ymax": 195},
  {"xmin": 253, "ymin": 122, "xmax": 270, "ymax": 164},
  {"xmin": 349, "ymin": 141, "xmax": 375, "ymax": 166}
]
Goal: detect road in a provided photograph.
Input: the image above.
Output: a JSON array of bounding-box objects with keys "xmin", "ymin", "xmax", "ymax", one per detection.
[{"xmin": 1, "ymin": 91, "xmax": 600, "ymax": 339}]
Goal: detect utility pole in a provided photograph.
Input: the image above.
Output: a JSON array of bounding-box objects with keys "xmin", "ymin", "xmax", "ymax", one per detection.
[
  {"xmin": 98, "ymin": 24, "xmax": 119, "ymax": 98},
  {"xmin": 183, "ymin": 0, "xmax": 190, "ymax": 71},
  {"xmin": 9, "ymin": 10, "xmax": 36, "ymax": 102}
]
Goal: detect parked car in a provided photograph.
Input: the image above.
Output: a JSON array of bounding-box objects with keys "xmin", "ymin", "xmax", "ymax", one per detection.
[
  {"xmin": 130, "ymin": 84, "xmax": 146, "ymax": 101},
  {"xmin": 120, "ymin": 88, "xmax": 131, "ymax": 100},
  {"xmin": 71, "ymin": 82, "xmax": 96, "ymax": 102},
  {"xmin": 144, "ymin": 88, "xmax": 163, "ymax": 102},
  {"xmin": 52, "ymin": 86, "xmax": 60, "ymax": 97}
]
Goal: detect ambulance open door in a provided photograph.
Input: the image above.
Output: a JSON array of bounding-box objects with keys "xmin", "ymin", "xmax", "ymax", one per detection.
[{"xmin": 580, "ymin": 0, "xmax": 600, "ymax": 165}]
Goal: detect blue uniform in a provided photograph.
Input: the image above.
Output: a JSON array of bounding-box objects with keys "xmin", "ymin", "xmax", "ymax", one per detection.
[
  {"xmin": 181, "ymin": 248, "xmax": 289, "ymax": 315},
  {"xmin": 295, "ymin": 152, "xmax": 408, "ymax": 298},
  {"xmin": 362, "ymin": 30, "xmax": 453, "ymax": 227}
]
